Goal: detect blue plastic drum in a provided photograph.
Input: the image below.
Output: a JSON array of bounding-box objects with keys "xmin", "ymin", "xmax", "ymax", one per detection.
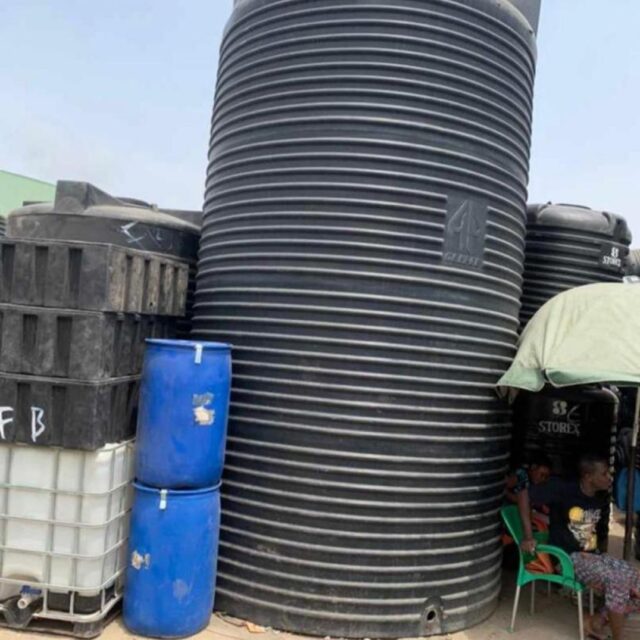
[
  {"xmin": 136, "ymin": 339, "xmax": 231, "ymax": 488},
  {"xmin": 123, "ymin": 483, "xmax": 221, "ymax": 638}
]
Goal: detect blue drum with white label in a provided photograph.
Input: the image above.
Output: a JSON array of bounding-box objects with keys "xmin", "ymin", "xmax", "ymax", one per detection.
[
  {"xmin": 123, "ymin": 483, "xmax": 220, "ymax": 637},
  {"xmin": 135, "ymin": 339, "xmax": 231, "ymax": 488}
]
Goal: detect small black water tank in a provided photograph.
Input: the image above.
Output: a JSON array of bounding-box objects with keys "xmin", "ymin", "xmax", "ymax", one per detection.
[
  {"xmin": 195, "ymin": 0, "xmax": 539, "ymax": 636},
  {"xmin": 511, "ymin": 386, "xmax": 617, "ymax": 546},
  {"xmin": 520, "ymin": 203, "xmax": 631, "ymax": 326},
  {"xmin": 7, "ymin": 181, "xmax": 200, "ymax": 261},
  {"xmin": 511, "ymin": 386, "xmax": 618, "ymax": 479},
  {"xmin": 8, "ymin": 181, "xmax": 201, "ymax": 336}
]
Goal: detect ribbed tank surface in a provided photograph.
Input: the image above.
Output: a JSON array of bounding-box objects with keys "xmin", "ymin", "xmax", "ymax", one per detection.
[
  {"xmin": 520, "ymin": 203, "xmax": 631, "ymax": 326},
  {"xmin": 194, "ymin": 1, "xmax": 538, "ymax": 636}
]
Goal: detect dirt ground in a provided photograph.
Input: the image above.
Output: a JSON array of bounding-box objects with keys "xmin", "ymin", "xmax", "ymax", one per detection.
[{"xmin": 0, "ymin": 515, "xmax": 637, "ymax": 640}]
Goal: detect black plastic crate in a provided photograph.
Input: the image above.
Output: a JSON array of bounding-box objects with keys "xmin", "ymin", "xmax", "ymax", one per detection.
[
  {"xmin": 0, "ymin": 373, "xmax": 138, "ymax": 449},
  {"xmin": 0, "ymin": 238, "xmax": 188, "ymax": 316},
  {"xmin": 0, "ymin": 304, "xmax": 175, "ymax": 379}
]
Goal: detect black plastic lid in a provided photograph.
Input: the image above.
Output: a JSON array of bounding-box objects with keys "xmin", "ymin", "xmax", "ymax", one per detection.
[
  {"xmin": 7, "ymin": 181, "xmax": 201, "ymax": 260},
  {"xmin": 527, "ymin": 202, "xmax": 632, "ymax": 244}
]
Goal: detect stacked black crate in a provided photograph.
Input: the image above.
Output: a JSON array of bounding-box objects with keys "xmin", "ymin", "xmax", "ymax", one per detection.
[
  {"xmin": 0, "ymin": 237, "xmax": 188, "ymax": 448},
  {"xmin": 0, "ymin": 234, "xmax": 189, "ymax": 634}
]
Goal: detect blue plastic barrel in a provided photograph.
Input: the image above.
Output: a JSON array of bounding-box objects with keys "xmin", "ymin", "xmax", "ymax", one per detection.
[
  {"xmin": 136, "ymin": 339, "xmax": 231, "ymax": 488},
  {"xmin": 123, "ymin": 483, "xmax": 220, "ymax": 638},
  {"xmin": 615, "ymin": 468, "xmax": 640, "ymax": 512}
]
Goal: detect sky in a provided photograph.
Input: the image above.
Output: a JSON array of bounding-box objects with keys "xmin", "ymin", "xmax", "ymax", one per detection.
[{"xmin": 1, "ymin": 1, "xmax": 639, "ymax": 240}]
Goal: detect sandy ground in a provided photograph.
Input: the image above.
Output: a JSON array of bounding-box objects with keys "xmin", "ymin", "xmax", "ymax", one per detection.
[{"xmin": 0, "ymin": 516, "xmax": 637, "ymax": 640}]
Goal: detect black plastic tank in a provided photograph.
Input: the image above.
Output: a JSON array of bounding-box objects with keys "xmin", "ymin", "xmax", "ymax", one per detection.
[
  {"xmin": 194, "ymin": 1, "xmax": 539, "ymax": 636},
  {"xmin": 511, "ymin": 387, "xmax": 618, "ymax": 479},
  {"xmin": 8, "ymin": 181, "xmax": 201, "ymax": 336},
  {"xmin": 520, "ymin": 203, "xmax": 631, "ymax": 326},
  {"xmin": 511, "ymin": 386, "xmax": 618, "ymax": 545},
  {"xmin": 8, "ymin": 180, "xmax": 200, "ymax": 261}
]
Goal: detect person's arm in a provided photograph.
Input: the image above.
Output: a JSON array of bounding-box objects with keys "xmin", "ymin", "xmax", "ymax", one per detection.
[
  {"xmin": 517, "ymin": 478, "xmax": 560, "ymax": 553},
  {"xmin": 517, "ymin": 488, "xmax": 537, "ymax": 553},
  {"xmin": 505, "ymin": 468, "xmax": 527, "ymax": 504}
]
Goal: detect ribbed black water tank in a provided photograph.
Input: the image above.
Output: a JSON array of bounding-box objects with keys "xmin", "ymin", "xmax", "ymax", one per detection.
[
  {"xmin": 520, "ymin": 203, "xmax": 631, "ymax": 326},
  {"xmin": 194, "ymin": 1, "xmax": 539, "ymax": 636},
  {"xmin": 511, "ymin": 386, "xmax": 618, "ymax": 479}
]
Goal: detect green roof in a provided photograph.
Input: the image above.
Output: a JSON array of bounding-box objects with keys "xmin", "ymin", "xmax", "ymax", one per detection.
[{"xmin": 0, "ymin": 170, "xmax": 55, "ymax": 217}]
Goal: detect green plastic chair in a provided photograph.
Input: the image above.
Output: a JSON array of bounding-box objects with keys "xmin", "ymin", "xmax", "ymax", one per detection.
[{"xmin": 501, "ymin": 505, "xmax": 586, "ymax": 640}]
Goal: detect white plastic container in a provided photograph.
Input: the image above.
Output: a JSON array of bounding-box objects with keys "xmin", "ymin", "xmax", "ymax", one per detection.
[{"xmin": 0, "ymin": 441, "xmax": 134, "ymax": 598}]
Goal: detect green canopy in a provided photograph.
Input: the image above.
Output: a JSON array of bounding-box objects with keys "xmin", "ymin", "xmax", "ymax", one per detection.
[
  {"xmin": 498, "ymin": 281, "xmax": 640, "ymax": 393},
  {"xmin": 498, "ymin": 280, "xmax": 640, "ymax": 560}
]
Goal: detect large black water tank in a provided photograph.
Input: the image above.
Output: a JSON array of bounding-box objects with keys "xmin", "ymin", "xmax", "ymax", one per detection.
[
  {"xmin": 520, "ymin": 203, "xmax": 631, "ymax": 326},
  {"xmin": 194, "ymin": 1, "xmax": 539, "ymax": 636}
]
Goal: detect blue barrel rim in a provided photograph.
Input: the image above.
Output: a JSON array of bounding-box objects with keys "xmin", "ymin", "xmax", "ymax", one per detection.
[
  {"xmin": 134, "ymin": 481, "xmax": 222, "ymax": 495},
  {"xmin": 144, "ymin": 338, "xmax": 231, "ymax": 350}
]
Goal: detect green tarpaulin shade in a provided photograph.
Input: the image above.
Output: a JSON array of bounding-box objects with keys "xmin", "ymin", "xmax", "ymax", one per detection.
[
  {"xmin": 497, "ymin": 281, "xmax": 640, "ymax": 559},
  {"xmin": 498, "ymin": 282, "xmax": 640, "ymax": 392}
]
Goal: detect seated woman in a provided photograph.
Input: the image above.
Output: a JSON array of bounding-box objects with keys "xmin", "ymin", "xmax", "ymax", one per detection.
[
  {"xmin": 504, "ymin": 453, "xmax": 553, "ymax": 573},
  {"xmin": 506, "ymin": 452, "xmax": 553, "ymax": 528}
]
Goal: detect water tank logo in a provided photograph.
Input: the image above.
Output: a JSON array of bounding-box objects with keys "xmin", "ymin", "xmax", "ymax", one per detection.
[
  {"xmin": 443, "ymin": 198, "xmax": 486, "ymax": 269},
  {"xmin": 538, "ymin": 403, "xmax": 581, "ymax": 437},
  {"xmin": 600, "ymin": 243, "xmax": 623, "ymax": 270}
]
